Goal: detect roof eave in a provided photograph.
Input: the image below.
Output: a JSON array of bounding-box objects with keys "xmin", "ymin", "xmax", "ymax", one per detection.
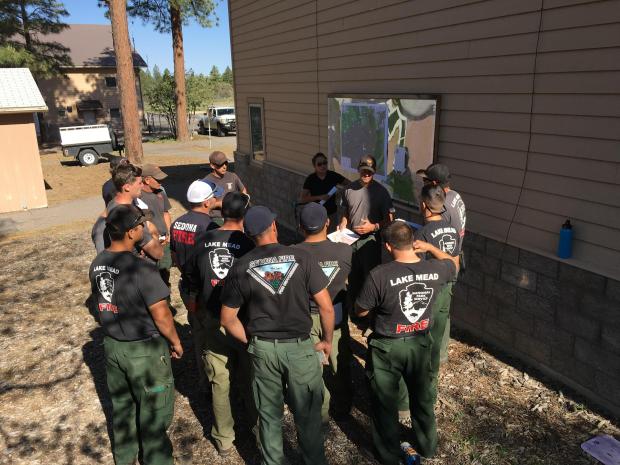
[{"xmin": 0, "ymin": 106, "xmax": 48, "ymax": 114}]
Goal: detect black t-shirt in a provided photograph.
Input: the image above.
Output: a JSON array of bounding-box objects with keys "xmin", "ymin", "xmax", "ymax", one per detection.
[
  {"xmin": 221, "ymin": 243, "xmax": 328, "ymax": 339},
  {"xmin": 302, "ymin": 171, "xmax": 346, "ymax": 215},
  {"xmin": 184, "ymin": 228, "xmax": 255, "ymax": 316},
  {"xmin": 356, "ymin": 259, "xmax": 456, "ymax": 338},
  {"xmin": 89, "ymin": 250, "xmax": 170, "ymax": 341},
  {"xmin": 170, "ymin": 210, "xmax": 215, "ymax": 271},
  {"xmin": 292, "ymin": 240, "xmax": 351, "ymax": 323},
  {"xmin": 443, "ymin": 190, "xmax": 466, "ymax": 251},
  {"xmin": 102, "ymin": 178, "xmax": 116, "ymax": 206},
  {"xmin": 414, "ymin": 219, "xmax": 461, "ymax": 258}
]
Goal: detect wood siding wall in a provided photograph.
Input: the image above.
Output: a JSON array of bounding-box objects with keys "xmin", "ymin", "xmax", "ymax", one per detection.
[{"xmin": 229, "ymin": 0, "xmax": 620, "ymax": 278}]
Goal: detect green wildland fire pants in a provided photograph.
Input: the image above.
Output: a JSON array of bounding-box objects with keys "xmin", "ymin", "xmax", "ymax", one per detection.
[
  {"xmin": 367, "ymin": 333, "xmax": 437, "ymax": 465},
  {"xmin": 248, "ymin": 336, "xmax": 327, "ymax": 465},
  {"xmin": 310, "ymin": 313, "xmax": 353, "ymax": 422},
  {"xmin": 397, "ymin": 282, "xmax": 453, "ymax": 410},
  {"xmin": 203, "ymin": 312, "xmax": 257, "ymax": 451},
  {"xmin": 104, "ymin": 335, "xmax": 175, "ymax": 465}
]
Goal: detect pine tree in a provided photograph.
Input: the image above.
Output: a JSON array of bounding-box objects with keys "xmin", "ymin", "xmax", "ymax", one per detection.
[
  {"xmin": 221, "ymin": 65, "xmax": 233, "ymax": 84},
  {"xmin": 209, "ymin": 65, "xmax": 221, "ymax": 81},
  {"xmin": 0, "ymin": 0, "xmax": 72, "ymax": 77},
  {"xmin": 126, "ymin": 0, "xmax": 217, "ymax": 142}
]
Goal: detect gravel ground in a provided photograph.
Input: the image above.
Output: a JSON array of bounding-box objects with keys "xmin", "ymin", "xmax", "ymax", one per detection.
[{"xmin": 0, "ymin": 223, "xmax": 618, "ymax": 465}]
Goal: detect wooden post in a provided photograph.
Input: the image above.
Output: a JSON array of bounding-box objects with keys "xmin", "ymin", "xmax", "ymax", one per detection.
[{"xmin": 109, "ymin": 0, "xmax": 143, "ymax": 164}]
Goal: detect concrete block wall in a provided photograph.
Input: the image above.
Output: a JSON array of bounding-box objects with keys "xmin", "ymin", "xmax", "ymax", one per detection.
[
  {"xmin": 453, "ymin": 232, "xmax": 620, "ymax": 416},
  {"xmin": 234, "ymin": 151, "xmax": 620, "ymax": 416}
]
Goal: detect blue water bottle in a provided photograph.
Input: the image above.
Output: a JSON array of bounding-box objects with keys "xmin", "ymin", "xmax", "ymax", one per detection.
[
  {"xmin": 557, "ymin": 219, "xmax": 573, "ymax": 259},
  {"xmin": 400, "ymin": 442, "xmax": 421, "ymax": 465}
]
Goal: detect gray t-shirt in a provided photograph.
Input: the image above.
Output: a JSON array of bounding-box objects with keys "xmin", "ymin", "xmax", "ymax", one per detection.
[
  {"xmin": 342, "ymin": 180, "xmax": 393, "ymax": 229},
  {"xmin": 140, "ymin": 189, "xmax": 171, "ymax": 236},
  {"xmin": 92, "ymin": 197, "xmax": 153, "ymax": 254},
  {"xmin": 443, "ymin": 190, "xmax": 466, "ymax": 249},
  {"xmin": 203, "ymin": 171, "xmax": 245, "ymax": 218}
]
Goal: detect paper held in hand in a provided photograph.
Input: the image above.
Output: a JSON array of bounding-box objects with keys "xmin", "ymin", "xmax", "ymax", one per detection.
[
  {"xmin": 319, "ymin": 186, "xmax": 338, "ymax": 205},
  {"xmin": 327, "ymin": 228, "xmax": 360, "ymax": 245}
]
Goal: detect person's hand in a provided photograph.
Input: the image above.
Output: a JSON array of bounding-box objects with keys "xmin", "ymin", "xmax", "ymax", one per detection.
[
  {"xmin": 314, "ymin": 340, "xmax": 332, "ymax": 363},
  {"xmin": 413, "ymin": 240, "xmax": 432, "ymax": 254},
  {"xmin": 164, "ymin": 233, "xmax": 170, "ymax": 245},
  {"xmin": 320, "ymin": 194, "xmax": 330, "ymax": 201},
  {"xmin": 170, "ymin": 342, "xmax": 183, "ymax": 359},
  {"xmin": 353, "ymin": 219, "xmax": 376, "ymax": 235}
]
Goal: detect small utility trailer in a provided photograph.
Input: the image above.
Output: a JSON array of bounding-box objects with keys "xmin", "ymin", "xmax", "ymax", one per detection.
[{"xmin": 60, "ymin": 124, "xmax": 123, "ymax": 166}]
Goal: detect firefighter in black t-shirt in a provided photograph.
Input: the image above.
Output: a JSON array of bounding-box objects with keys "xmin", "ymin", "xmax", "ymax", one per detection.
[
  {"xmin": 183, "ymin": 192, "xmax": 255, "ymax": 456},
  {"xmin": 355, "ymin": 221, "xmax": 458, "ymax": 464},
  {"xmin": 293, "ymin": 202, "xmax": 353, "ymax": 423},
  {"xmin": 88, "ymin": 204, "xmax": 183, "ymax": 465},
  {"xmin": 415, "ymin": 183, "xmax": 461, "ymax": 381},
  {"xmin": 220, "ymin": 206, "xmax": 335, "ymax": 465}
]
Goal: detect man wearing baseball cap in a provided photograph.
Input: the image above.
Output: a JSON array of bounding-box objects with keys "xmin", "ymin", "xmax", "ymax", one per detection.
[
  {"xmin": 170, "ymin": 179, "xmax": 222, "ymax": 390},
  {"xmin": 183, "ymin": 192, "xmax": 255, "ymax": 456},
  {"xmin": 140, "ymin": 164, "xmax": 173, "ymax": 286},
  {"xmin": 416, "ymin": 162, "xmax": 466, "ymax": 364},
  {"xmin": 339, "ymin": 154, "xmax": 394, "ymax": 308},
  {"xmin": 220, "ymin": 206, "xmax": 335, "ymax": 465},
  {"xmin": 89, "ymin": 204, "xmax": 183, "ymax": 465},
  {"xmin": 203, "ymin": 150, "xmax": 248, "ymax": 225},
  {"xmin": 293, "ymin": 202, "xmax": 353, "ymax": 423}
]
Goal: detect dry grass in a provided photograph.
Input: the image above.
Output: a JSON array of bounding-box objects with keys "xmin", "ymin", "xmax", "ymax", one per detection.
[{"xmin": 0, "ymin": 225, "xmax": 617, "ymax": 465}]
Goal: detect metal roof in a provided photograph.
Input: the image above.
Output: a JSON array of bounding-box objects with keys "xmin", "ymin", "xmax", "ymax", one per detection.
[
  {"xmin": 42, "ymin": 24, "xmax": 147, "ymax": 68},
  {"xmin": 0, "ymin": 68, "xmax": 48, "ymax": 114}
]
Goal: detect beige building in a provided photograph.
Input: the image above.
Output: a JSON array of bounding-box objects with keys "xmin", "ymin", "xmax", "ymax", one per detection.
[
  {"xmin": 228, "ymin": 0, "xmax": 620, "ymax": 415},
  {"xmin": 36, "ymin": 24, "xmax": 146, "ymax": 141},
  {"xmin": 0, "ymin": 68, "xmax": 48, "ymax": 213}
]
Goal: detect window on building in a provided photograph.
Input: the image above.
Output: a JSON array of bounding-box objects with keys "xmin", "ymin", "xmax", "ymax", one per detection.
[
  {"xmin": 57, "ymin": 108, "xmax": 66, "ymax": 117},
  {"xmin": 249, "ymin": 101, "xmax": 265, "ymax": 162},
  {"xmin": 105, "ymin": 76, "xmax": 117, "ymax": 87},
  {"xmin": 66, "ymin": 106, "xmax": 73, "ymax": 113},
  {"xmin": 110, "ymin": 108, "xmax": 121, "ymax": 119}
]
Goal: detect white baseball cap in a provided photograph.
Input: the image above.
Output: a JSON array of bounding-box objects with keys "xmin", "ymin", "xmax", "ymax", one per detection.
[{"xmin": 186, "ymin": 180, "xmax": 223, "ymax": 203}]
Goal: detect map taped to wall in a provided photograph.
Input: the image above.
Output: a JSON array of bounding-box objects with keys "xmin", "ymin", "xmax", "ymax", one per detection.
[{"xmin": 328, "ymin": 95, "xmax": 438, "ymax": 206}]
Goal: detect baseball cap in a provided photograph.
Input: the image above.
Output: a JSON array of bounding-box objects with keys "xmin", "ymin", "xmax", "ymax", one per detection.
[
  {"xmin": 244, "ymin": 206, "xmax": 277, "ymax": 236},
  {"xmin": 105, "ymin": 204, "xmax": 146, "ymax": 233},
  {"xmin": 358, "ymin": 155, "xmax": 376, "ymax": 173},
  {"xmin": 416, "ymin": 163, "xmax": 450, "ymax": 184},
  {"xmin": 209, "ymin": 151, "xmax": 228, "ymax": 165},
  {"xmin": 186, "ymin": 179, "xmax": 224, "ymax": 203},
  {"xmin": 222, "ymin": 192, "xmax": 250, "ymax": 219},
  {"xmin": 141, "ymin": 164, "xmax": 168, "ymax": 180},
  {"xmin": 300, "ymin": 202, "xmax": 327, "ymax": 232}
]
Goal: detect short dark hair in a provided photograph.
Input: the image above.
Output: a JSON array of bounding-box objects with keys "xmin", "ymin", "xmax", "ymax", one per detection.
[
  {"xmin": 312, "ymin": 152, "xmax": 327, "ymax": 165},
  {"xmin": 222, "ymin": 192, "xmax": 249, "ymax": 219},
  {"xmin": 107, "ymin": 223, "xmax": 125, "ymax": 241},
  {"xmin": 382, "ymin": 221, "xmax": 413, "ymax": 250},
  {"xmin": 109, "ymin": 156, "xmax": 128, "ymax": 173},
  {"xmin": 420, "ymin": 184, "xmax": 445, "ymax": 213},
  {"xmin": 112, "ymin": 164, "xmax": 142, "ymax": 191}
]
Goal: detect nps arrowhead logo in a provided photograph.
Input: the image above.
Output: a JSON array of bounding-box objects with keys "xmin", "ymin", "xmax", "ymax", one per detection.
[
  {"xmin": 248, "ymin": 258, "xmax": 298, "ymax": 295},
  {"xmin": 319, "ymin": 261, "xmax": 340, "ymax": 286},
  {"xmin": 398, "ymin": 282, "xmax": 433, "ymax": 323}
]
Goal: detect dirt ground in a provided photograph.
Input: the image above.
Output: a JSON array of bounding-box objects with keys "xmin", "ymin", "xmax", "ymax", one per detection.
[
  {"xmin": 0, "ymin": 220, "xmax": 618, "ymax": 465},
  {"xmin": 40, "ymin": 135, "xmax": 236, "ymax": 206}
]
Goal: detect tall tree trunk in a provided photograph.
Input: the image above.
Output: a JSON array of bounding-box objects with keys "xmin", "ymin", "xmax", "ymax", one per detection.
[
  {"xmin": 109, "ymin": 0, "xmax": 143, "ymax": 164},
  {"xmin": 170, "ymin": 2, "xmax": 189, "ymax": 142},
  {"xmin": 19, "ymin": 0, "xmax": 32, "ymax": 51}
]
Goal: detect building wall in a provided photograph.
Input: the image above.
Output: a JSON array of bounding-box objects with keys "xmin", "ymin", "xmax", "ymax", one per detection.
[
  {"xmin": 230, "ymin": 0, "xmax": 620, "ymax": 415},
  {"xmin": 37, "ymin": 67, "xmax": 144, "ymax": 140},
  {"xmin": 0, "ymin": 113, "xmax": 48, "ymax": 213}
]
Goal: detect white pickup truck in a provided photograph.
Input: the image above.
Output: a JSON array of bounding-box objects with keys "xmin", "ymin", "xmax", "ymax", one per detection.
[
  {"xmin": 60, "ymin": 124, "xmax": 123, "ymax": 166},
  {"xmin": 198, "ymin": 106, "xmax": 236, "ymax": 136}
]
